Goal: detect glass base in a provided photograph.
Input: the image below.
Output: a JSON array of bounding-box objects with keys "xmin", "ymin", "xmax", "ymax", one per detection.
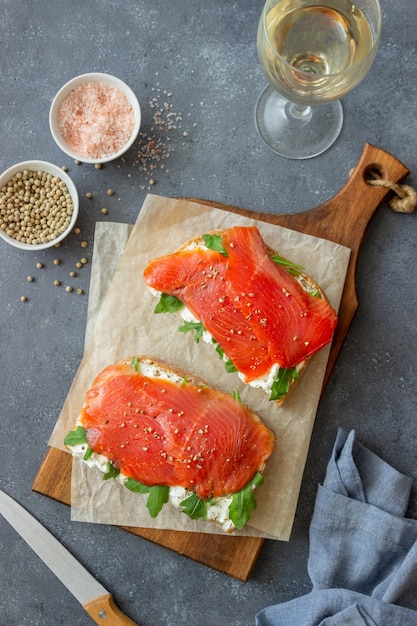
[{"xmin": 255, "ymin": 85, "xmax": 343, "ymax": 159}]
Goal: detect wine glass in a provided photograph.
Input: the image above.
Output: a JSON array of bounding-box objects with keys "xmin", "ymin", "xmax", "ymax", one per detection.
[{"xmin": 255, "ymin": 0, "xmax": 382, "ymax": 159}]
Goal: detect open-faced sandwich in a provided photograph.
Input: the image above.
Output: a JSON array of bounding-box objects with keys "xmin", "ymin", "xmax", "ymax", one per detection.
[
  {"xmin": 64, "ymin": 356, "xmax": 276, "ymax": 533},
  {"xmin": 143, "ymin": 225, "xmax": 338, "ymax": 405}
]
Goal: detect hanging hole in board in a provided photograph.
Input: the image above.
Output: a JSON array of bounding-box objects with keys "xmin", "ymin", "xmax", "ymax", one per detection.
[{"xmin": 363, "ymin": 165, "xmax": 384, "ymax": 184}]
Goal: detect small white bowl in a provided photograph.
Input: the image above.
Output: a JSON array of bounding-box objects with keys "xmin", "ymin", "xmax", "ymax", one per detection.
[
  {"xmin": 0, "ymin": 160, "xmax": 79, "ymax": 251},
  {"xmin": 49, "ymin": 72, "xmax": 141, "ymax": 164}
]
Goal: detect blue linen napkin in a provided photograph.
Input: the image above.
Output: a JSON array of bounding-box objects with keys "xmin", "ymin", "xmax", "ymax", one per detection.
[{"xmin": 256, "ymin": 428, "xmax": 417, "ymax": 625}]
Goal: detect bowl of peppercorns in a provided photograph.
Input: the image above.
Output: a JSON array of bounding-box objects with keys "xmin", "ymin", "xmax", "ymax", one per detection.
[
  {"xmin": 49, "ymin": 72, "xmax": 141, "ymax": 164},
  {"xmin": 0, "ymin": 160, "xmax": 79, "ymax": 250}
]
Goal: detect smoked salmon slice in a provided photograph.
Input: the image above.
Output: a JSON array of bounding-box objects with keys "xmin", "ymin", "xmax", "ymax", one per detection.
[
  {"xmin": 143, "ymin": 226, "xmax": 338, "ymax": 382},
  {"xmin": 75, "ymin": 357, "xmax": 276, "ymax": 500}
]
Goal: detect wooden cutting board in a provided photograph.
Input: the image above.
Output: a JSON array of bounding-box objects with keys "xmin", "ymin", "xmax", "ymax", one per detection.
[{"xmin": 32, "ymin": 143, "xmax": 410, "ymax": 581}]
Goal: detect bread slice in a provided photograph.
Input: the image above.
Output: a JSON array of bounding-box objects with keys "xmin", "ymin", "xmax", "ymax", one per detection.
[
  {"xmin": 64, "ymin": 355, "xmax": 276, "ymax": 533},
  {"xmin": 144, "ymin": 226, "xmax": 338, "ymax": 406}
]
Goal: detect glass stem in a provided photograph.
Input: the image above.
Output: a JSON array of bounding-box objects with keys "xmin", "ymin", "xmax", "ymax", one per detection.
[{"xmin": 285, "ymin": 101, "xmax": 312, "ymax": 122}]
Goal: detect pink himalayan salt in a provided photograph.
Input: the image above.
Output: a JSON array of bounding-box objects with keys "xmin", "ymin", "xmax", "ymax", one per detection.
[{"xmin": 57, "ymin": 82, "xmax": 136, "ymax": 159}]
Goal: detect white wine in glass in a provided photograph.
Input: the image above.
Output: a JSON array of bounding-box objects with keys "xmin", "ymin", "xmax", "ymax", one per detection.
[{"xmin": 255, "ymin": 0, "xmax": 382, "ymax": 159}]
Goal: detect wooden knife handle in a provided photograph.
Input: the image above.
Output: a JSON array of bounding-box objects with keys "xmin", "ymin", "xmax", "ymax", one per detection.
[{"xmin": 83, "ymin": 593, "xmax": 138, "ymax": 625}]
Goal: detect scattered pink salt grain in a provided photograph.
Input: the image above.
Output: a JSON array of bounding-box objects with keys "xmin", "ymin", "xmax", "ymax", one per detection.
[{"xmin": 57, "ymin": 82, "xmax": 135, "ymax": 160}]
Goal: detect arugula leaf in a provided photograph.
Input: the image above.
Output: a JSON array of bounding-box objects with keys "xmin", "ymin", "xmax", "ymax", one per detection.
[
  {"xmin": 131, "ymin": 356, "xmax": 140, "ymax": 371},
  {"xmin": 225, "ymin": 358, "xmax": 237, "ymax": 373},
  {"xmin": 228, "ymin": 472, "xmax": 264, "ymax": 529},
  {"xmin": 214, "ymin": 343, "xmax": 237, "ymax": 373},
  {"xmin": 271, "ymin": 253, "xmax": 304, "ymax": 276},
  {"xmin": 202, "ymin": 233, "xmax": 228, "ymax": 257},
  {"xmin": 145, "ymin": 485, "xmax": 170, "ymax": 518},
  {"xmin": 124, "ymin": 479, "xmax": 169, "ymax": 518},
  {"xmin": 180, "ymin": 492, "xmax": 207, "ymax": 521},
  {"xmin": 178, "ymin": 320, "xmax": 205, "ymax": 343},
  {"xmin": 83, "ymin": 447, "xmax": 93, "ymax": 461},
  {"xmin": 103, "ymin": 461, "xmax": 120, "ymax": 481},
  {"xmin": 269, "ymin": 367, "xmax": 298, "ymax": 402},
  {"xmin": 154, "ymin": 293, "xmax": 184, "ymax": 314},
  {"xmin": 63, "ymin": 426, "xmax": 93, "ymax": 461},
  {"xmin": 124, "ymin": 478, "xmax": 150, "ymax": 494},
  {"xmin": 64, "ymin": 425, "xmax": 87, "ymax": 447},
  {"xmin": 215, "ymin": 344, "xmax": 224, "ymax": 360}
]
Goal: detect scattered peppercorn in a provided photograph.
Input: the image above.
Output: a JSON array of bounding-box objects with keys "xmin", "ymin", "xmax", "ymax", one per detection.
[
  {"xmin": 80, "ymin": 257, "xmax": 88, "ymax": 264},
  {"xmin": 65, "ymin": 285, "xmax": 73, "ymax": 293},
  {"xmin": 86, "ymin": 192, "xmax": 93, "ymax": 199},
  {"xmin": 70, "ymin": 271, "xmax": 76, "ymax": 277},
  {"xmin": 74, "ymin": 227, "xmax": 81, "ymax": 234},
  {"xmin": 54, "ymin": 280, "xmax": 61, "ymax": 286},
  {"xmin": 80, "ymin": 240, "xmax": 88, "ymax": 248},
  {"xmin": 36, "ymin": 262, "xmax": 43, "ymax": 269},
  {"xmin": 107, "ymin": 189, "xmax": 114, "ymax": 196},
  {"xmin": 75, "ymin": 261, "xmax": 82, "ymax": 268},
  {"xmin": 94, "ymin": 163, "xmax": 102, "ymax": 169},
  {"xmin": 20, "ymin": 296, "xmax": 27, "ymax": 302},
  {"xmin": 53, "ymin": 259, "xmax": 60, "ymax": 265},
  {"xmin": 77, "ymin": 288, "xmax": 84, "ymax": 295},
  {"xmin": 27, "ymin": 276, "xmax": 34, "ymax": 282},
  {"xmin": 101, "ymin": 207, "xmax": 108, "ymax": 215}
]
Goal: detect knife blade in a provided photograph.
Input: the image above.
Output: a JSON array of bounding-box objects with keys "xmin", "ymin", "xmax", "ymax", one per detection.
[{"xmin": 0, "ymin": 489, "xmax": 138, "ymax": 625}]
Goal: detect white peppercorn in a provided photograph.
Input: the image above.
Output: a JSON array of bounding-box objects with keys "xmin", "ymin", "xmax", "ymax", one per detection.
[{"xmin": 0, "ymin": 169, "xmax": 73, "ymax": 245}]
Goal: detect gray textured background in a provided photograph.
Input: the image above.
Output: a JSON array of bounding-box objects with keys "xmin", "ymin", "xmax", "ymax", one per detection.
[{"xmin": 1, "ymin": 1, "xmax": 416, "ymax": 625}]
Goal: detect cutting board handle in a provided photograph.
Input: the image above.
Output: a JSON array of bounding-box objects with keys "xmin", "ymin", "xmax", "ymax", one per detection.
[{"xmin": 273, "ymin": 143, "xmax": 410, "ymax": 250}]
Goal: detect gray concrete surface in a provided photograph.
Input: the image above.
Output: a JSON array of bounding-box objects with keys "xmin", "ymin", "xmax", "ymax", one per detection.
[{"xmin": 1, "ymin": 1, "xmax": 416, "ymax": 625}]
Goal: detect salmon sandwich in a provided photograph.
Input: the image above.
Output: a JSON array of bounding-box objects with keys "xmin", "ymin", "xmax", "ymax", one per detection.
[
  {"xmin": 143, "ymin": 225, "xmax": 338, "ymax": 405},
  {"xmin": 64, "ymin": 356, "xmax": 276, "ymax": 533}
]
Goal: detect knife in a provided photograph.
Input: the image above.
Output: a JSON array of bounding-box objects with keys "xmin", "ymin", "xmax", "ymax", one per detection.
[{"xmin": 0, "ymin": 489, "xmax": 138, "ymax": 625}]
